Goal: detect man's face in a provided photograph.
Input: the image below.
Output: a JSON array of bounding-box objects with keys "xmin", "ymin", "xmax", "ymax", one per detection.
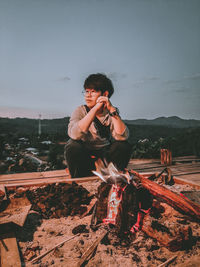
[{"xmin": 84, "ymin": 88, "xmax": 102, "ymax": 108}]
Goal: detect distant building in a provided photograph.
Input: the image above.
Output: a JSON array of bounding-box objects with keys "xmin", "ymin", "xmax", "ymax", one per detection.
[
  {"xmin": 5, "ymin": 144, "xmax": 12, "ymax": 150},
  {"xmin": 19, "ymin": 137, "xmax": 29, "ymax": 142},
  {"xmin": 18, "ymin": 137, "xmax": 29, "ymax": 145},
  {"xmin": 138, "ymin": 138, "xmax": 149, "ymax": 143},
  {"xmin": 41, "ymin": 141, "xmax": 52, "ymax": 145},
  {"xmin": 6, "ymin": 157, "xmax": 14, "ymax": 161},
  {"xmin": 24, "ymin": 155, "xmax": 43, "ymax": 166},
  {"xmin": 25, "ymin": 147, "xmax": 38, "ymax": 155}
]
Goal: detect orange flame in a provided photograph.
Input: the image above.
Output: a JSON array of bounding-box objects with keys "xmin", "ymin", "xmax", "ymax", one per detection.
[{"xmin": 103, "ymin": 184, "xmax": 127, "ymax": 225}]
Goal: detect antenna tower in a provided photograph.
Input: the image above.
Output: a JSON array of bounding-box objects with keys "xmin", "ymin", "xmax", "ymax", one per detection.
[{"xmin": 38, "ymin": 114, "xmax": 42, "ymax": 136}]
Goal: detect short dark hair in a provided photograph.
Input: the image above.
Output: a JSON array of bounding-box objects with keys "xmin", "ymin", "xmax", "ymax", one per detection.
[{"xmin": 84, "ymin": 73, "xmax": 114, "ymax": 98}]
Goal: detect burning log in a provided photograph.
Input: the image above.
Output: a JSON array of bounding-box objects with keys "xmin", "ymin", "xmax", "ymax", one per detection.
[
  {"xmin": 129, "ymin": 169, "xmax": 200, "ymax": 222},
  {"xmin": 91, "ymin": 182, "xmax": 142, "ymax": 234},
  {"xmin": 90, "ymin": 161, "xmax": 196, "ymax": 252},
  {"xmin": 91, "ymin": 161, "xmax": 152, "ymax": 235}
]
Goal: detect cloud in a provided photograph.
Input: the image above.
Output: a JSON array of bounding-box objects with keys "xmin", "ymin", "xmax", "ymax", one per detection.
[
  {"xmin": 164, "ymin": 73, "xmax": 200, "ymax": 85},
  {"xmin": 145, "ymin": 76, "xmax": 159, "ymax": 81},
  {"xmin": 56, "ymin": 76, "xmax": 71, "ymax": 82},
  {"xmin": 107, "ymin": 72, "xmax": 127, "ymax": 81},
  {"xmin": 171, "ymin": 86, "xmax": 200, "ymax": 98},
  {"xmin": 164, "ymin": 79, "xmax": 181, "ymax": 85},
  {"xmin": 183, "ymin": 73, "xmax": 200, "ymax": 80},
  {"xmin": 132, "ymin": 76, "xmax": 159, "ymax": 86},
  {"xmin": 173, "ymin": 87, "xmax": 188, "ymax": 93}
]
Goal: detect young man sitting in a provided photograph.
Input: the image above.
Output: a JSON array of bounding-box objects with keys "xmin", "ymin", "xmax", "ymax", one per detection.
[{"xmin": 64, "ymin": 73, "xmax": 132, "ymax": 178}]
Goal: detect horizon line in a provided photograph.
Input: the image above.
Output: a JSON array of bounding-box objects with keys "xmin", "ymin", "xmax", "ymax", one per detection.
[{"xmin": 1, "ymin": 115, "xmax": 200, "ymax": 121}]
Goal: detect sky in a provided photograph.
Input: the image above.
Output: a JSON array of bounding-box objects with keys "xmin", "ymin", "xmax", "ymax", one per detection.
[{"xmin": 0, "ymin": 0, "xmax": 200, "ymax": 120}]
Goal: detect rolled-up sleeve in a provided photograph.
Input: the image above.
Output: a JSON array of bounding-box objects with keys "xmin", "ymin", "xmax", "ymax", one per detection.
[
  {"xmin": 68, "ymin": 106, "xmax": 86, "ymax": 140},
  {"xmin": 111, "ymin": 123, "xmax": 129, "ymax": 141}
]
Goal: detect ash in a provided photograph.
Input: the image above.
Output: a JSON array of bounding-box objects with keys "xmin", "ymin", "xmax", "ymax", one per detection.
[{"xmin": 5, "ymin": 180, "xmax": 200, "ymax": 267}]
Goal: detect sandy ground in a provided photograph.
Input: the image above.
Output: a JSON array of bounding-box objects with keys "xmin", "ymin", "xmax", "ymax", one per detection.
[{"xmin": 11, "ymin": 180, "xmax": 200, "ymax": 267}]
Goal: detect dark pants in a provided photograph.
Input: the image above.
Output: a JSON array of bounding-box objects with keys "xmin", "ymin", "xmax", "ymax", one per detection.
[{"xmin": 64, "ymin": 139, "xmax": 132, "ymax": 178}]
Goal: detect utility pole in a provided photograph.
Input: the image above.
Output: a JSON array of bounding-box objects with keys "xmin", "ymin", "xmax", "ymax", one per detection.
[{"xmin": 38, "ymin": 114, "xmax": 42, "ymax": 137}]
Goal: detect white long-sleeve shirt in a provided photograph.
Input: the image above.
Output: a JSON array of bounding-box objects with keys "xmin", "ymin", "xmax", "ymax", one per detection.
[{"xmin": 68, "ymin": 105, "xmax": 129, "ymax": 150}]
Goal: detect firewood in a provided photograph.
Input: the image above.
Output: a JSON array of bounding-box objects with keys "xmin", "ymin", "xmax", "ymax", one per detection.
[
  {"xmin": 129, "ymin": 169, "xmax": 200, "ymax": 221},
  {"xmin": 80, "ymin": 197, "xmax": 97, "ymax": 218},
  {"xmin": 76, "ymin": 229, "xmax": 108, "ymax": 267},
  {"xmin": 141, "ymin": 201, "xmax": 193, "ymax": 251}
]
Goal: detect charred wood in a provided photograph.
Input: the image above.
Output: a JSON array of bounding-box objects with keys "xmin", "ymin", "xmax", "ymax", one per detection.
[
  {"xmin": 129, "ymin": 169, "xmax": 200, "ymax": 222},
  {"xmin": 142, "ymin": 200, "xmax": 193, "ymax": 251}
]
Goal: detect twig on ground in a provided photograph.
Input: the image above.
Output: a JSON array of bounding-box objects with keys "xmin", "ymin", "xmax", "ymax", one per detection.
[
  {"xmin": 158, "ymin": 255, "xmax": 177, "ymax": 267},
  {"xmin": 76, "ymin": 229, "xmax": 108, "ymax": 267},
  {"xmin": 31, "ymin": 233, "xmax": 80, "ymax": 264}
]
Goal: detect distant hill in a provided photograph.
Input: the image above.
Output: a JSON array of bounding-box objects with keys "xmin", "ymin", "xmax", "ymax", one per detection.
[
  {"xmin": 0, "ymin": 116, "xmax": 199, "ymax": 140},
  {"xmin": 124, "ymin": 116, "xmax": 200, "ymax": 128}
]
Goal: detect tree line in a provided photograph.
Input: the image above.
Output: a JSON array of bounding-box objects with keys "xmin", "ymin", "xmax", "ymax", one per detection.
[{"xmin": 0, "ymin": 117, "xmax": 200, "ymax": 159}]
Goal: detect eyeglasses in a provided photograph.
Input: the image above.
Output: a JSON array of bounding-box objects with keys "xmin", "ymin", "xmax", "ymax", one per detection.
[{"xmin": 82, "ymin": 90, "xmax": 100, "ymax": 97}]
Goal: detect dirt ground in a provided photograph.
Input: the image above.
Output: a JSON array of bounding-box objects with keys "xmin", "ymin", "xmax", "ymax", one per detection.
[{"xmin": 10, "ymin": 180, "xmax": 199, "ymax": 267}]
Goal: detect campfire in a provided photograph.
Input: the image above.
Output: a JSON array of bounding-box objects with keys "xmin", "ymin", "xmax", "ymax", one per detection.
[
  {"xmin": 103, "ymin": 183, "xmax": 126, "ymax": 225},
  {"xmin": 91, "ymin": 160, "xmax": 152, "ymax": 235},
  {"xmin": 89, "ymin": 159, "xmax": 199, "ymax": 253}
]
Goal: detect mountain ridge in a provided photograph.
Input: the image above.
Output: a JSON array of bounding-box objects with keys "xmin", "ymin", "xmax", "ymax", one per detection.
[
  {"xmin": 124, "ymin": 116, "xmax": 200, "ymax": 128},
  {"xmin": 0, "ymin": 116, "xmax": 200, "ymax": 130}
]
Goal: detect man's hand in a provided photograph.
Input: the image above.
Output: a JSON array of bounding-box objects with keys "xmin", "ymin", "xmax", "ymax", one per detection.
[
  {"xmin": 93, "ymin": 101, "xmax": 104, "ymax": 113},
  {"xmin": 96, "ymin": 96, "xmax": 115, "ymax": 113}
]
